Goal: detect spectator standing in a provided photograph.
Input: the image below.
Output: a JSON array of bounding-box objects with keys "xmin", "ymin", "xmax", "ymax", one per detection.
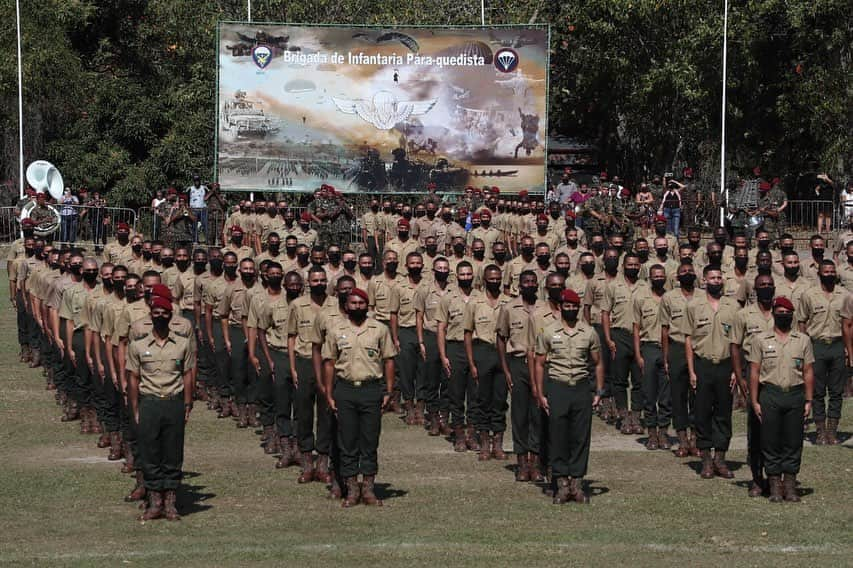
[
  {"xmin": 205, "ymin": 183, "xmax": 228, "ymax": 246},
  {"xmin": 556, "ymin": 171, "xmax": 578, "ymax": 210},
  {"xmin": 186, "ymin": 175, "xmax": 209, "ymax": 243},
  {"xmin": 59, "ymin": 188, "xmax": 79, "ymax": 244},
  {"xmin": 151, "ymin": 190, "xmax": 165, "ymax": 241}
]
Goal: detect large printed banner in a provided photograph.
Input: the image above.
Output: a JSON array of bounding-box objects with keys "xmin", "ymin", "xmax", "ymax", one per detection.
[{"xmin": 216, "ymin": 23, "xmax": 548, "ymax": 194}]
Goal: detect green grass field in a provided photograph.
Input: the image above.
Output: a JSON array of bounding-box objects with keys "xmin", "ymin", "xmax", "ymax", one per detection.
[{"xmin": 0, "ymin": 281, "xmax": 850, "ymax": 567}]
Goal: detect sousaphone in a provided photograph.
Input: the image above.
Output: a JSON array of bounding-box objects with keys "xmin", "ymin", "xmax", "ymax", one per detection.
[{"xmin": 21, "ymin": 160, "xmax": 62, "ymax": 236}]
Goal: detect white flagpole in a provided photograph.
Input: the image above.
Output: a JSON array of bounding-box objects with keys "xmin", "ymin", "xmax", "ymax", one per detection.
[
  {"xmin": 16, "ymin": 0, "xmax": 24, "ymax": 199},
  {"xmin": 481, "ymin": 0, "xmax": 485, "ymax": 26},
  {"xmin": 719, "ymin": 0, "xmax": 728, "ymax": 227},
  {"xmin": 247, "ymin": 0, "xmax": 252, "ymax": 22}
]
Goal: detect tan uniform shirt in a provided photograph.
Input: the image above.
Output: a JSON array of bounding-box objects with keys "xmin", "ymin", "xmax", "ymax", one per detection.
[
  {"xmin": 633, "ymin": 288, "xmax": 663, "ymax": 344},
  {"xmin": 221, "ymin": 244, "xmax": 254, "ymax": 261},
  {"xmin": 129, "ymin": 313, "xmax": 194, "ymax": 342},
  {"xmin": 368, "ymin": 275, "xmax": 402, "ymax": 323},
  {"xmin": 747, "ymin": 331, "xmax": 814, "ymax": 389},
  {"xmin": 396, "ymin": 277, "xmax": 424, "ymax": 329},
  {"xmin": 685, "ymin": 294, "xmax": 740, "ymax": 362},
  {"xmin": 287, "ymin": 295, "xmax": 338, "ymax": 358},
  {"xmin": 469, "ymin": 226, "xmax": 502, "ymax": 261},
  {"xmin": 362, "ymin": 211, "xmax": 378, "ymax": 238},
  {"xmin": 435, "ymin": 288, "xmax": 481, "ymax": 342},
  {"xmin": 204, "ymin": 276, "xmax": 231, "ymax": 319},
  {"xmin": 249, "ymin": 293, "xmax": 293, "ymax": 350},
  {"xmin": 798, "ymin": 287, "xmax": 847, "ymax": 341},
  {"xmin": 103, "ymin": 241, "xmax": 134, "ymax": 266},
  {"xmin": 503, "ymin": 256, "xmax": 537, "ymax": 297},
  {"xmin": 113, "ymin": 300, "xmax": 150, "ymax": 345},
  {"xmin": 659, "ymin": 288, "xmax": 696, "ymax": 344},
  {"xmin": 127, "ymin": 332, "xmax": 197, "ymax": 398},
  {"xmin": 535, "ymin": 319, "xmax": 600, "ymax": 385},
  {"xmin": 730, "ymin": 303, "xmax": 774, "ymax": 361},
  {"xmin": 583, "ymin": 274, "xmax": 610, "ymax": 325},
  {"xmin": 604, "ymin": 277, "xmax": 648, "ymax": 331},
  {"xmin": 496, "ymin": 296, "xmax": 537, "ymax": 357},
  {"xmin": 218, "ymin": 280, "xmax": 260, "ymax": 327},
  {"xmin": 383, "ymin": 238, "xmax": 420, "ymax": 276},
  {"xmin": 322, "ymin": 318, "xmax": 397, "ymax": 382},
  {"xmin": 292, "ymin": 228, "xmax": 318, "ymax": 248},
  {"xmin": 58, "ymin": 281, "xmax": 89, "ymax": 330},
  {"xmin": 414, "ymin": 282, "xmax": 450, "ymax": 333},
  {"xmin": 463, "ymin": 292, "xmax": 511, "ymax": 344}
]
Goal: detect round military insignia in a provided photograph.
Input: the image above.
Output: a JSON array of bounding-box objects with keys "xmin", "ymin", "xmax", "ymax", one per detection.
[
  {"xmin": 252, "ymin": 44, "xmax": 273, "ymax": 70},
  {"xmin": 494, "ymin": 48, "xmax": 519, "ymax": 73}
]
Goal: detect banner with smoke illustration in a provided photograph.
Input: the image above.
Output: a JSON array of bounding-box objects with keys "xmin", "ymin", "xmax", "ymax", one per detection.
[{"xmin": 216, "ymin": 23, "xmax": 548, "ymax": 194}]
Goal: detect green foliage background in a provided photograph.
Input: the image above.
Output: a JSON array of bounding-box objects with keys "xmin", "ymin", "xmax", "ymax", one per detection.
[{"xmin": 0, "ymin": 0, "xmax": 849, "ymax": 206}]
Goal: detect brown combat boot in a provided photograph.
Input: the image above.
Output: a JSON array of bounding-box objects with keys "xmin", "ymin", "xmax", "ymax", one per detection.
[
  {"xmin": 465, "ymin": 425, "xmax": 481, "ymax": 452},
  {"xmin": 247, "ymin": 404, "xmax": 261, "ymax": 428},
  {"xmin": 813, "ymin": 418, "xmax": 827, "ymax": 445},
  {"xmin": 28, "ymin": 348, "xmax": 41, "ymax": 368},
  {"xmin": 275, "ymin": 437, "xmax": 294, "ymax": 469},
  {"xmin": 125, "ymin": 471, "xmax": 146, "ymax": 502},
  {"xmin": 782, "ymin": 474, "xmax": 800, "ymax": 502},
  {"xmin": 713, "ymin": 451, "xmax": 734, "ymax": 479},
  {"xmin": 108, "ymin": 432, "xmax": 123, "ymax": 461},
  {"xmin": 528, "ymin": 453, "xmax": 545, "ymax": 482},
  {"xmin": 658, "ymin": 427, "xmax": 671, "ymax": 450},
  {"xmin": 217, "ymin": 398, "xmax": 233, "ymax": 419},
  {"xmin": 163, "ymin": 489, "xmax": 180, "ymax": 520},
  {"xmin": 342, "ymin": 477, "xmax": 360, "ymax": 508},
  {"xmin": 453, "ymin": 426, "xmax": 467, "ymax": 452},
  {"xmin": 825, "ymin": 418, "xmax": 840, "ymax": 445},
  {"xmin": 386, "ymin": 391, "xmax": 402, "ymax": 414},
  {"xmin": 748, "ymin": 477, "xmax": 766, "ymax": 498},
  {"xmin": 403, "ymin": 400, "xmax": 416, "ymax": 425},
  {"xmin": 315, "ymin": 454, "xmax": 332, "ymax": 484},
  {"xmin": 297, "ymin": 452, "xmax": 315, "ymax": 483},
  {"xmin": 121, "ymin": 444, "xmax": 135, "ymax": 474},
  {"xmin": 414, "ymin": 401, "xmax": 426, "ymax": 425},
  {"xmin": 699, "ymin": 450, "xmax": 714, "ymax": 479},
  {"xmin": 515, "ymin": 453, "xmax": 530, "ymax": 482},
  {"xmin": 688, "ymin": 429, "xmax": 701, "ymax": 457},
  {"xmin": 552, "ymin": 477, "xmax": 570, "ymax": 504},
  {"xmin": 619, "ymin": 409, "xmax": 632, "ymax": 434},
  {"xmin": 477, "ymin": 432, "xmax": 491, "ymax": 461},
  {"xmin": 491, "ymin": 432, "xmax": 508, "ymax": 460},
  {"xmin": 438, "ymin": 411, "xmax": 452, "ymax": 436},
  {"xmin": 674, "ymin": 430, "xmax": 689, "ymax": 457},
  {"xmin": 427, "ymin": 412, "xmax": 441, "ymax": 436},
  {"xmin": 768, "ymin": 475, "xmax": 783, "ymax": 503},
  {"xmin": 329, "ymin": 475, "xmax": 342, "ymax": 500},
  {"xmin": 139, "ymin": 491, "xmax": 163, "ymax": 521},
  {"xmin": 570, "ymin": 477, "xmax": 590, "ymax": 504},
  {"xmin": 630, "ymin": 411, "xmax": 644, "ymax": 435},
  {"xmin": 236, "ymin": 404, "xmax": 249, "ymax": 428},
  {"xmin": 646, "ymin": 427, "xmax": 659, "ymax": 450},
  {"xmin": 97, "ymin": 430, "xmax": 111, "ymax": 449},
  {"xmin": 361, "ymin": 475, "xmax": 383, "ymax": 506}
]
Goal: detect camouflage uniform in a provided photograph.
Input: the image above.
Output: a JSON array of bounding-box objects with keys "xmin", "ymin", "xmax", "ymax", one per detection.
[
  {"xmin": 157, "ymin": 201, "xmax": 177, "ymax": 248},
  {"xmin": 758, "ymin": 187, "xmax": 787, "ymax": 243},
  {"xmin": 170, "ymin": 205, "xmax": 195, "ymax": 248},
  {"xmin": 309, "ymin": 197, "xmax": 333, "ymax": 248},
  {"xmin": 582, "ymin": 194, "xmax": 605, "ymax": 236},
  {"xmin": 29, "ymin": 204, "xmax": 56, "ymax": 243},
  {"xmin": 329, "ymin": 199, "xmax": 352, "ymax": 248},
  {"xmin": 615, "ymin": 199, "xmax": 638, "ymax": 247}
]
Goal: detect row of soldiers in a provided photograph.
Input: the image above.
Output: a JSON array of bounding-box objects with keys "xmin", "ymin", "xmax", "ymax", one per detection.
[{"xmin": 7, "ymin": 196, "xmax": 852, "ymax": 511}]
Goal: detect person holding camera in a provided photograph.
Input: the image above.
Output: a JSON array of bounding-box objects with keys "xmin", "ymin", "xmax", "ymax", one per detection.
[{"xmin": 661, "ymin": 175, "xmax": 683, "ymax": 238}]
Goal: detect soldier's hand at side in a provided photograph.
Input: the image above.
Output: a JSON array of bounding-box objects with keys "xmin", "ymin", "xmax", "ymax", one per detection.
[
  {"xmin": 291, "ymin": 368, "xmax": 299, "ymax": 388},
  {"xmin": 381, "ymin": 393, "xmax": 391, "ymax": 411},
  {"xmin": 184, "ymin": 405, "xmax": 192, "ymax": 424},
  {"xmin": 689, "ymin": 372, "xmax": 698, "ymax": 390},
  {"xmin": 505, "ymin": 372, "xmax": 513, "ymax": 390},
  {"xmin": 607, "ymin": 340, "xmax": 616, "ymax": 359},
  {"xmin": 224, "ymin": 340, "xmax": 231, "ymax": 355},
  {"xmin": 98, "ymin": 363, "xmax": 105, "ymax": 380},
  {"xmin": 470, "ymin": 365, "xmax": 478, "ymax": 382},
  {"xmin": 729, "ymin": 372, "xmax": 737, "ymax": 391},
  {"xmin": 68, "ymin": 349, "xmax": 76, "ymax": 367},
  {"xmin": 442, "ymin": 356, "xmax": 451, "ymax": 376},
  {"xmin": 56, "ymin": 338, "xmax": 64, "ymax": 353},
  {"xmin": 249, "ymin": 355, "xmax": 261, "ymax": 375},
  {"xmin": 419, "ymin": 343, "xmax": 426, "ymax": 361},
  {"xmin": 537, "ymin": 394, "xmax": 550, "ymax": 416},
  {"xmin": 752, "ymin": 401, "xmax": 762, "ymax": 422},
  {"xmin": 326, "ymin": 394, "xmax": 337, "ymax": 413},
  {"xmin": 664, "ymin": 361, "xmax": 670, "ymax": 378},
  {"xmin": 636, "ymin": 356, "xmax": 645, "ymax": 374},
  {"xmin": 134, "ymin": 409, "xmax": 140, "ymax": 425},
  {"xmin": 592, "ymin": 395, "xmax": 601, "ymax": 410},
  {"xmin": 803, "ymin": 401, "xmax": 811, "ymax": 421}
]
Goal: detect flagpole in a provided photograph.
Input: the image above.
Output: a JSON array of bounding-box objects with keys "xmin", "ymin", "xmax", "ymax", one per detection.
[
  {"xmin": 481, "ymin": 0, "xmax": 485, "ymax": 26},
  {"xmin": 16, "ymin": 0, "xmax": 24, "ymax": 199},
  {"xmin": 719, "ymin": 0, "xmax": 728, "ymax": 227}
]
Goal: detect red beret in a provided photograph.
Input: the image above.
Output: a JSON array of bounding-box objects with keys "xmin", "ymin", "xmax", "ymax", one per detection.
[
  {"xmin": 565, "ymin": 211, "xmax": 576, "ymax": 219},
  {"xmin": 772, "ymin": 297, "xmax": 794, "ymax": 311},
  {"xmin": 397, "ymin": 218, "xmax": 410, "ymax": 229},
  {"xmin": 561, "ymin": 289, "xmax": 581, "ymax": 304},
  {"xmin": 116, "ymin": 222, "xmax": 130, "ymax": 231},
  {"xmin": 150, "ymin": 284, "xmax": 173, "ymax": 302},
  {"xmin": 36, "ymin": 192, "xmax": 46, "ymax": 198},
  {"xmin": 600, "ymin": 172, "xmax": 608, "ymax": 179},
  {"xmin": 620, "ymin": 188, "xmax": 631, "ymax": 198},
  {"xmin": 771, "ymin": 177, "xmax": 781, "ymax": 186},
  {"xmin": 167, "ymin": 188, "xmax": 177, "ymax": 196},
  {"xmin": 683, "ymin": 167, "xmax": 694, "ymax": 177},
  {"xmin": 230, "ymin": 225, "xmax": 243, "ymax": 234},
  {"xmin": 21, "ymin": 218, "xmax": 36, "ymax": 227},
  {"xmin": 427, "ymin": 182, "xmax": 437, "ymax": 189},
  {"xmin": 480, "ymin": 210, "xmax": 492, "ymax": 219},
  {"xmin": 300, "ymin": 212, "xmax": 312, "ymax": 222},
  {"xmin": 537, "ymin": 213, "xmax": 549, "ymax": 222},
  {"xmin": 654, "ymin": 214, "xmax": 666, "ymax": 223},
  {"xmin": 473, "ymin": 187, "xmax": 482, "ymax": 194},
  {"xmin": 150, "ymin": 296, "xmax": 173, "ymax": 312},
  {"xmin": 348, "ymin": 288, "xmax": 369, "ymax": 303},
  {"xmin": 759, "ymin": 181, "xmax": 771, "ymax": 191},
  {"xmin": 457, "ymin": 208, "xmax": 468, "ymax": 215},
  {"xmin": 519, "ymin": 190, "xmax": 529, "ymax": 198},
  {"xmin": 471, "ymin": 213, "xmax": 481, "ymax": 221},
  {"xmin": 178, "ymin": 194, "xmax": 188, "ymax": 201},
  {"xmin": 564, "ymin": 167, "xmax": 572, "ymax": 174}
]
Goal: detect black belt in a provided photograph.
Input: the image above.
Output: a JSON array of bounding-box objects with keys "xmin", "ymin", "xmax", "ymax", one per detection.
[
  {"xmin": 337, "ymin": 377, "xmax": 382, "ymax": 387},
  {"xmin": 813, "ymin": 337, "xmax": 842, "ymax": 345},
  {"xmin": 761, "ymin": 383, "xmax": 804, "ymax": 393},
  {"xmin": 140, "ymin": 392, "xmax": 183, "ymax": 401},
  {"xmin": 698, "ymin": 355, "xmax": 730, "ymax": 365}
]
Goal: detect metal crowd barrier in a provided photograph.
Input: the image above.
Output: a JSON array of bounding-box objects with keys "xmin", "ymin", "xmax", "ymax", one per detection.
[{"xmin": 0, "ymin": 204, "xmax": 137, "ymax": 247}]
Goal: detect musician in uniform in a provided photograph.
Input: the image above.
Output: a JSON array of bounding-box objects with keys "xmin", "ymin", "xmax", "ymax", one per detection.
[{"xmin": 29, "ymin": 193, "xmax": 57, "ymax": 244}]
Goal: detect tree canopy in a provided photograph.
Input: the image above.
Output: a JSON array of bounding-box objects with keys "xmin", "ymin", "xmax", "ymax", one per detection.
[{"xmin": 0, "ymin": 0, "xmax": 849, "ymax": 206}]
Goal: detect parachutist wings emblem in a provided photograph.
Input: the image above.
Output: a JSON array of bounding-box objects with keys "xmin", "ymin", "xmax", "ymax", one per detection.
[{"xmin": 332, "ymin": 91, "xmax": 437, "ymax": 130}]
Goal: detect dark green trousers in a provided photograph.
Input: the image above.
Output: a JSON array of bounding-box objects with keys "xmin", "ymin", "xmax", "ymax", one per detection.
[
  {"xmin": 270, "ymin": 348, "xmax": 293, "ymax": 435},
  {"xmin": 668, "ymin": 340, "xmax": 695, "ymax": 432},
  {"xmin": 641, "ymin": 343, "xmax": 671, "ymax": 428},
  {"xmin": 228, "ymin": 326, "xmax": 250, "ymax": 405},
  {"xmin": 759, "ymin": 384, "xmax": 805, "ymax": 475},
  {"xmin": 473, "ymin": 341, "xmax": 507, "ymax": 433},
  {"xmin": 812, "ymin": 339, "xmax": 845, "ymax": 421},
  {"xmin": 546, "ymin": 379, "xmax": 592, "ymax": 478},
  {"xmin": 593, "ymin": 324, "xmax": 612, "ymax": 397},
  {"xmin": 612, "ymin": 327, "xmax": 643, "ymax": 411},
  {"xmin": 294, "ymin": 355, "xmax": 332, "ymax": 454},
  {"xmin": 738, "ymin": 360, "xmax": 764, "ymax": 482},
  {"xmin": 211, "ymin": 323, "xmax": 230, "ymax": 396},
  {"xmin": 397, "ymin": 326, "xmax": 420, "ymax": 402},
  {"xmin": 509, "ymin": 355, "xmax": 541, "ymax": 454},
  {"xmin": 334, "ymin": 379, "xmax": 383, "ymax": 477},
  {"xmin": 421, "ymin": 330, "xmax": 448, "ymax": 414},
  {"xmin": 255, "ymin": 348, "xmax": 274, "ymax": 427},
  {"xmin": 70, "ymin": 329, "xmax": 92, "ymax": 406},
  {"xmin": 447, "ymin": 341, "xmax": 481, "ymax": 427},
  {"xmin": 138, "ymin": 395, "xmax": 185, "ymax": 491},
  {"xmin": 694, "ymin": 356, "xmax": 733, "ymax": 451},
  {"xmin": 97, "ymin": 340, "xmax": 120, "ymax": 433},
  {"xmin": 16, "ymin": 290, "xmax": 28, "ymax": 347}
]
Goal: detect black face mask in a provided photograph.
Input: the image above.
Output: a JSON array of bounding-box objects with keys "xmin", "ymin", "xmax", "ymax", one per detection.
[
  {"xmin": 604, "ymin": 258, "xmax": 619, "ymax": 273},
  {"xmin": 561, "ymin": 308, "xmax": 580, "ymax": 322},
  {"xmin": 708, "ymin": 253, "xmax": 723, "ymax": 265},
  {"xmin": 34, "ymin": 247, "xmax": 44, "ymax": 258},
  {"xmin": 415, "ymin": 210, "xmax": 425, "ymax": 218},
  {"xmin": 756, "ymin": 286, "xmax": 775, "ymax": 303},
  {"xmin": 757, "ymin": 263, "xmax": 772, "ymax": 275},
  {"xmin": 69, "ymin": 265, "xmax": 83, "ymax": 276},
  {"xmin": 224, "ymin": 265, "xmax": 237, "ymax": 277},
  {"xmin": 140, "ymin": 250, "xmax": 151, "ymax": 261},
  {"xmin": 232, "ymin": 237, "xmax": 243, "ymax": 246},
  {"xmin": 734, "ymin": 257, "xmax": 748, "ymax": 271},
  {"xmin": 209, "ymin": 258, "xmax": 223, "ymax": 272},
  {"xmin": 655, "ymin": 247, "xmax": 668, "ymax": 259},
  {"xmin": 241, "ymin": 273, "xmax": 256, "ymax": 286},
  {"xmin": 591, "ymin": 242, "xmax": 605, "ymax": 253},
  {"xmin": 547, "ymin": 287, "xmax": 563, "ymax": 302},
  {"xmin": 434, "ymin": 271, "xmax": 449, "ymax": 283},
  {"xmin": 520, "ymin": 286, "xmax": 537, "ymax": 302},
  {"xmin": 556, "ymin": 267, "xmax": 570, "ymax": 278},
  {"xmin": 848, "ymin": 255, "xmax": 853, "ymax": 265},
  {"xmin": 49, "ymin": 261, "xmax": 61, "ymax": 270},
  {"xmin": 706, "ymin": 283, "xmax": 723, "ymax": 298},
  {"xmin": 360, "ymin": 266, "xmax": 373, "ymax": 277},
  {"xmin": 152, "ymin": 252, "xmax": 161, "ymax": 263},
  {"xmin": 267, "ymin": 276, "xmax": 282, "ymax": 290},
  {"xmin": 398, "ymin": 231, "xmax": 409, "ymax": 240},
  {"xmin": 441, "ymin": 215, "xmax": 452, "ymax": 223},
  {"xmin": 758, "ymin": 240, "xmax": 770, "ymax": 250},
  {"xmin": 152, "ymin": 315, "xmax": 171, "ymax": 334},
  {"xmin": 328, "ymin": 252, "xmax": 341, "ymax": 264},
  {"xmin": 784, "ymin": 266, "xmax": 799, "ymax": 279},
  {"xmin": 493, "ymin": 252, "xmax": 506, "ymax": 262},
  {"xmin": 812, "ymin": 248, "xmax": 825, "ymax": 260},
  {"xmin": 678, "ymin": 273, "xmax": 696, "ymax": 288},
  {"xmin": 102, "ymin": 278, "xmax": 113, "ymax": 292},
  {"xmin": 349, "ymin": 308, "xmax": 368, "ymax": 323},
  {"xmin": 567, "ymin": 239, "xmax": 578, "ymax": 248},
  {"xmin": 268, "ymin": 244, "xmax": 280, "ymax": 254},
  {"xmin": 132, "ymin": 245, "xmax": 142, "ymax": 254},
  {"xmin": 624, "ymin": 268, "xmax": 640, "ymax": 280},
  {"xmin": 161, "ymin": 258, "xmax": 174, "ymax": 268},
  {"xmin": 385, "ymin": 262, "xmax": 399, "ymax": 274},
  {"xmin": 473, "ymin": 250, "xmax": 485, "ymax": 261},
  {"xmin": 453, "ymin": 243, "xmax": 465, "ymax": 255},
  {"xmin": 774, "ymin": 313, "xmax": 793, "ymax": 331},
  {"xmin": 297, "ymin": 253, "xmax": 309, "ymax": 265},
  {"xmin": 655, "ymin": 226, "xmax": 667, "ymax": 236},
  {"xmin": 286, "ymin": 289, "xmax": 300, "ymax": 301},
  {"xmin": 819, "ymin": 274, "xmax": 836, "ymax": 289},
  {"xmin": 371, "ymin": 206, "xmax": 379, "ymax": 212},
  {"xmin": 550, "ymin": 211, "xmax": 560, "ymax": 220},
  {"xmin": 520, "ymin": 246, "xmax": 534, "ymax": 257},
  {"xmin": 117, "ymin": 234, "xmax": 129, "ymax": 244},
  {"xmin": 457, "ymin": 278, "xmax": 473, "ymax": 290},
  {"xmin": 285, "ymin": 245, "xmax": 297, "ymax": 256},
  {"xmin": 781, "ymin": 245, "xmax": 794, "ymax": 255},
  {"xmin": 651, "ymin": 278, "xmax": 666, "ymax": 291},
  {"xmin": 125, "ymin": 288, "xmax": 139, "ymax": 302},
  {"xmin": 485, "ymin": 281, "xmax": 501, "ymax": 294},
  {"xmin": 426, "ymin": 245, "xmax": 438, "ymax": 255},
  {"xmin": 82, "ymin": 271, "xmax": 98, "ymax": 285},
  {"xmin": 536, "ymin": 254, "xmax": 550, "ymax": 266},
  {"xmin": 580, "ymin": 263, "xmax": 595, "ymax": 277},
  {"xmin": 343, "ymin": 260, "xmax": 357, "ymax": 271},
  {"xmin": 255, "ymin": 208, "xmax": 265, "ymax": 215},
  {"xmin": 714, "ymin": 236, "xmax": 726, "ymax": 246},
  {"xmin": 408, "ymin": 266, "xmax": 422, "ymax": 278},
  {"xmin": 637, "ymin": 251, "xmax": 649, "ymax": 262},
  {"xmin": 299, "ymin": 224, "xmax": 310, "ymax": 232},
  {"xmin": 337, "ymin": 293, "xmax": 349, "ymax": 308},
  {"xmin": 309, "ymin": 283, "xmax": 326, "ymax": 296},
  {"xmin": 22, "ymin": 229, "xmax": 34, "ymax": 238}
]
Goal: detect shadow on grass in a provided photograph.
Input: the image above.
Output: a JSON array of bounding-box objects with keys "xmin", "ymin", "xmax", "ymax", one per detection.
[
  {"xmin": 686, "ymin": 458, "xmax": 746, "ymax": 475},
  {"xmin": 177, "ymin": 471, "xmax": 215, "ymax": 517},
  {"xmin": 373, "ymin": 482, "xmax": 408, "ymax": 501}
]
